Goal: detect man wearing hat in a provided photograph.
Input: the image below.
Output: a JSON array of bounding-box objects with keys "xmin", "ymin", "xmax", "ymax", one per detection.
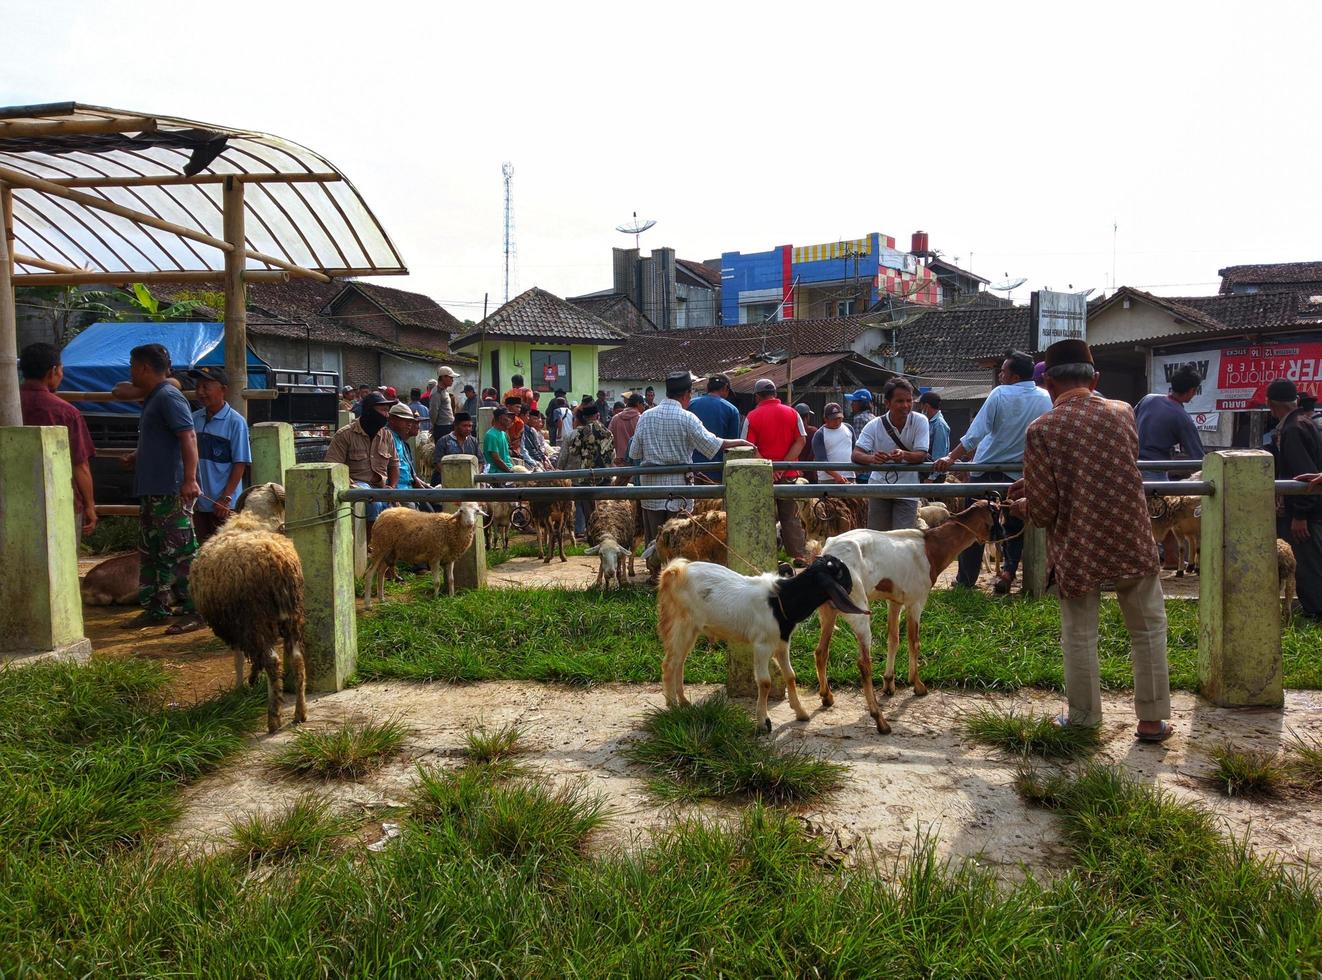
[
  {"xmin": 743, "ymin": 379, "xmax": 809, "ymax": 563},
  {"xmin": 430, "ymin": 366, "xmax": 461, "ymax": 438},
  {"xmin": 687, "ymin": 375, "xmax": 741, "ymax": 469},
  {"xmin": 188, "ymin": 366, "xmax": 252, "ymax": 546},
  {"xmin": 1268, "ymin": 378, "xmax": 1322, "ymax": 617},
  {"xmin": 811, "ymin": 402, "xmax": 857, "ymax": 484},
  {"xmin": 387, "ymin": 402, "xmax": 429, "ymax": 499},
  {"xmin": 845, "ymin": 388, "xmax": 876, "ymax": 437},
  {"xmin": 559, "ymin": 400, "xmax": 615, "ymax": 536},
  {"xmin": 1009, "ymin": 339, "xmax": 1173, "ymax": 742},
  {"xmin": 629, "ymin": 372, "xmax": 752, "ymax": 567},
  {"xmin": 326, "ymin": 390, "xmax": 399, "ymax": 529}
]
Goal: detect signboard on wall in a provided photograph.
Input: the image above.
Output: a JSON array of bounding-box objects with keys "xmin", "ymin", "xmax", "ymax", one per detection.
[
  {"xmin": 1150, "ymin": 340, "xmax": 1322, "ymax": 412},
  {"xmin": 1030, "ymin": 290, "xmax": 1088, "ymax": 350},
  {"xmin": 878, "ymin": 246, "xmax": 917, "ymax": 275}
]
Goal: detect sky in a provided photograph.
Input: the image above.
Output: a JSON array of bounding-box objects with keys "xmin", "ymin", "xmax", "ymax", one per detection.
[{"xmin": 4, "ymin": 0, "xmax": 1320, "ymax": 319}]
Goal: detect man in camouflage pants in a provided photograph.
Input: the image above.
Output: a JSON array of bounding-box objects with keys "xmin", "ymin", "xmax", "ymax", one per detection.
[
  {"xmin": 117, "ymin": 343, "xmax": 204, "ymax": 634},
  {"xmin": 558, "ymin": 400, "xmax": 614, "ymax": 536}
]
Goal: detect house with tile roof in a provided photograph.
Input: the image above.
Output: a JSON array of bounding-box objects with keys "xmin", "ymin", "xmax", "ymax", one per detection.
[
  {"xmin": 451, "ymin": 287, "xmax": 628, "ymax": 398},
  {"xmin": 1218, "ymin": 261, "xmax": 1322, "ymax": 297},
  {"xmin": 566, "ymin": 291, "xmax": 657, "ymax": 335}
]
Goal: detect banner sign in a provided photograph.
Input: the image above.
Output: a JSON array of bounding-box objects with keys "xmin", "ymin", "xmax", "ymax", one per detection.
[
  {"xmin": 1030, "ymin": 290, "xmax": 1088, "ymax": 349},
  {"xmin": 1150, "ymin": 340, "xmax": 1322, "ymax": 412}
]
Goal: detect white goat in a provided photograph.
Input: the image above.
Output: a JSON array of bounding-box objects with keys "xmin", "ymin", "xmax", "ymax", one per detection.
[
  {"xmin": 658, "ymin": 556, "xmax": 868, "ymax": 732},
  {"xmin": 811, "ymin": 501, "xmax": 999, "ymax": 734}
]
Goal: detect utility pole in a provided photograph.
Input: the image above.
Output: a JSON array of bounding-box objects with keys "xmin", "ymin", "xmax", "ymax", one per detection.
[{"xmin": 502, "ymin": 163, "xmax": 515, "ymax": 305}]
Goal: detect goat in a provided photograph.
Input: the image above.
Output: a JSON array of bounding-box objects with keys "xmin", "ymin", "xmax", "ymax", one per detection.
[
  {"xmin": 812, "ymin": 500, "xmax": 1001, "ymax": 734},
  {"xmin": 363, "ymin": 502, "xmax": 483, "ymax": 606},
  {"xmin": 484, "ymin": 464, "xmax": 528, "ymax": 550},
  {"xmin": 658, "ymin": 556, "xmax": 869, "ymax": 732},
  {"xmin": 530, "ymin": 479, "xmax": 573, "ymax": 563},
  {"xmin": 1278, "ymin": 538, "xmax": 1298, "ymax": 626},
  {"xmin": 1149, "ymin": 495, "xmax": 1201, "ymax": 576},
  {"xmin": 81, "ymin": 553, "xmax": 140, "ymax": 606},
  {"xmin": 585, "ymin": 499, "xmax": 637, "ymax": 590}
]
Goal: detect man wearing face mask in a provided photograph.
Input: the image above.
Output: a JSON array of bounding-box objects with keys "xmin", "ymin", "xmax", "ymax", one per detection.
[{"xmin": 326, "ymin": 390, "xmax": 399, "ymax": 527}]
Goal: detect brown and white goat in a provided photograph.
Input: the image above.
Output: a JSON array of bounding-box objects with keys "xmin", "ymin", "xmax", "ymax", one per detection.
[{"xmin": 530, "ymin": 479, "xmax": 574, "ymax": 563}]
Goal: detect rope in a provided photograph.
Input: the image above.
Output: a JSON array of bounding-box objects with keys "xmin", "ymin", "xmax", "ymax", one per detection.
[{"xmin": 280, "ymin": 505, "xmax": 353, "ymax": 532}]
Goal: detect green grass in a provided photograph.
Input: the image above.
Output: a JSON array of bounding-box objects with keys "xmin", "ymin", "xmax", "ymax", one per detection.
[
  {"xmin": 1287, "ymin": 729, "xmax": 1322, "ymax": 791},
  {"xmin": 462, "ymin": 721, "xmax": 525, "ymax": 765},
  {"xmin": 1206, "ymin": 741, "xmax": 1290, "ymax": 799},
  {"xmin": 357, "ymin": 584, "xmax": 1322, "ymax": 691},
  {"xmin": 271, "ymin": 717, "xmax": 408, "ymax": 779},
  {"xmin": 964, "ymin": 707, "xmax": 1103, "ymax": 759},
  {"xmin": 79, "ymin": 515, "xmax": 138, "ymax": 555},
  {"xmin": 624, "ymin": 694, "xmax": 845, "ymax": 804},
  {"xmin": 228, "ymin": 794, "xmax": 351, "ymax": 864}
]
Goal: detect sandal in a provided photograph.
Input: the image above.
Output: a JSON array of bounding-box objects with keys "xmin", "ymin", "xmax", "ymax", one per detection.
[
  {"xmin": 164, "ymin": 615, "xmax": 206, "ymax": 636},
  {"xmin": 1136, "ymin": 721, "xmax": 1175, "ymax": 743}
]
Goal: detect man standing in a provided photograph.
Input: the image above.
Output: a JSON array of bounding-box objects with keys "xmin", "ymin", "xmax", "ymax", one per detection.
[
  {"xmin": 935, "ymin": 350, "xmax": 1052, "ymax": 594},
  {"xmin": 521, "ymin": 409, "xmax": 552, "ymax": 469},
  {"xmin": 744, "ymin": 379, "xmax": 809, "ymax": 563},
  {"xmin": 560, "ymin": 401, "xmax": 614, "ymax": 536},
  {"xmin": 503, "ymin": 396, "xmax": 527, "ymax": 448},
  {"xmin": 188, "ymin": 366, "xmax": 251, "ymax": 546},
  {"xmin": 643, "ymin": 386, "xmax": 656, "ymax": 411},
  {"xmin": 350, "ymin": 383, "xmax": 371, "ymax": 417},
  {"xmin": 546, "ymin": 389, "xmax": 569, "ymax": 446},
  {"xmin": 325, "ymin": 391, "xmax": 398, "ymax": 527},
  {"xmin": 795, "ymin": 403, "xmax": 818, "ymax": 482},
  {"xmin": 121, "ymin": 343, "xmax": 203, "ymax": 634},
  {"xmin": 812, "ymin": 402, "xmax": 856, "ymax": 484},
  {"xmin": 483, "ymin": 407, "xmax": 516, "ymax": 473},
  {"xmin": 846, "ymin": 389, "xmax": 876, "ymax": 437},
  {"xmin": 853, "ymin": 379, "xmax": 929, "ymax": 531},
  {"xmin": 608, "ymin": 392, "xmax": 645, "ymax": 467},
  {"xmin": 503, "ymin": 374, "xmax": 534, "ymax": 409},
  {"xmin": 18, "ymin": 343, "xmax": 98, "ymax": 537},
  {"xmin": 629, "ymin": 372, "xmax": 751, "ymax": 561},
  {"xmin": 1267, "ymin": 379, "xmax": 1322, "ymax": 619},
  {"xmin": 687, "ymin": 375, "xmax": 741, "ymax": 474},
  {"xmin": 461, "ymin": 384, "xmax": 478, "ymax": 418},
  {"xmin": 1135, "ymin": 364, "xmax": 1206, "ymax": 480},
  {"xmin": 435, "ymin": 412, "xmax": 479, "ymax": 483},
  {"xmin": 1009, "ymin": 339, "xmax": 1172, "ymax": 741},
  {"xmin": 429, "ymin": 366, "xmax": 460, "ymax": 437},
  {"xmin": 918, "ymin": 392, "xmax": 951, "ymax": 474}
]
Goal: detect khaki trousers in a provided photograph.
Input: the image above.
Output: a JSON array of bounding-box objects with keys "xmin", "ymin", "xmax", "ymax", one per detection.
[{"xmin": 1059, "ymin": 574, "xmax": 1170, "ymax": 726}]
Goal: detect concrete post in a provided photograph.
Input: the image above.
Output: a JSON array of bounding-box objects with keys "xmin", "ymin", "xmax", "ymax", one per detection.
[
  {"xmin": 1198, "ymin": 450, "xmax": 1281, "ymax": 707},
  {"xmin": 249, "ymin": 421, "xmax": 295, "ymax": 488},
  {"xmin": 337, "ymin": 409, "xmax": 353, "ymax": 431},
  {"xmin": 1021, "ymin": 525, "xmax": 1048, "ymax": 597},
  {"xmin": 352, "ymin": 509, "xmax": 368, "ymax": 578},
  {"xmin": 477, "ymin": 405, "xmax": 495, "ymax": 445},
  {"xmin": 0, "ymin": 426, "xmax": 92, "ymax": 663},
  {"xmin": 285, "ymin": 462, "xmax": 356, "ymax": 692},
  {"xmin": 723, "ymin": 455, "xmax": 782, "ymax": 699},
  {"xmin": 440, "ymin": 454, "xmax": 487, "ymax": 592}
]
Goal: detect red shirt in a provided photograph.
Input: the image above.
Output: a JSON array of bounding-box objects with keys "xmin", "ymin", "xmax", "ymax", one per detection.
[
  {"xmin": 745, "ymin": 397, "xmax": 803, "ymax": 479},
  {"xmin": 20, "ymin": 383, "xmax": 95, "ymax": 513}
]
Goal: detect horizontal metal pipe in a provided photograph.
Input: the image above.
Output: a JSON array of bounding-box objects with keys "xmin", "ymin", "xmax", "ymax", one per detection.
[
  {"xmin": 340, "ymin": 485, "xmax": 728, "ymax": 504},
  {"xmin": 773, "ymin": 481, "xmax": 1215, "ymax": 499}
]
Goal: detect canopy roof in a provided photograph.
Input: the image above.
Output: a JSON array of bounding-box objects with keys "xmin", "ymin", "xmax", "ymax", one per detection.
[{"xmin": 0, "ymin": 102, "xmax": 406, "ymax": 280}]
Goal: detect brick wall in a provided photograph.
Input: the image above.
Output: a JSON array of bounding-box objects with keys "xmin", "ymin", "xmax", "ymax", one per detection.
[{"xmin": 341, "ymin": 347, "xmax": 379, "ymax": 387}]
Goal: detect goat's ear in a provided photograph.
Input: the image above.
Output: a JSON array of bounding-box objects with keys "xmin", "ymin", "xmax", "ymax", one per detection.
[
  {"xmin": 776, "ymin": 562, "xmax": 794, "ymax": 577},
  {"xmin": 585, "ymin": 545, "xmax": 600, "ymax": 555}
]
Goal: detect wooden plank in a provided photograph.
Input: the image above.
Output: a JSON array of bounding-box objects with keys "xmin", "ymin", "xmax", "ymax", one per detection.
[
  {"xmin": 12, "ymin": 253, "xmax": 84, "ymax": 274},
  {"xmin": 223, "ymin": 178, "xmax": 248, "ymax": 418},
  {"xmin": 12, "ymin": 269, "xmax": 290, "ymax": 286}
]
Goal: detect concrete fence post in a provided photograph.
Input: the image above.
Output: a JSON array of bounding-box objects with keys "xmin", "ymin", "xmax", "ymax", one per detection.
[
  {"xmin": 477, "ymin": 405, "xmax": 495, "ymax": 446},
  {"xmin": 1198, "ymin": 450, "xmax": 1281, "ymax": 707},
  {"xmin": 0, "ymin": 426, "xmax": 92, "ymax": 663},
  {"xmin": 337, "ymin": 409, "xmax": 353, "ymax": 431},
  {"xmin": 285, "ymin": 462, "xmax": 356, "ymax": 692},
  {"xmin": 440, "ymin": 453, "xmax": 487, "ymax": 592},
  {"xmin": 1021, "ymin": 525, "xmax": 1049, "ymax": 597},
  {"xmin": 249, "ymin": 421, "xmax": 295, "ymax": 488},
  {"xmin": 723, "ymin": 454, "xmax": 782, "ymax": 700}
]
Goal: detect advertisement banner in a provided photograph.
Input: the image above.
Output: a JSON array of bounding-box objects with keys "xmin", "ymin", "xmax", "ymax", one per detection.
[
  {"xmin": 1150, "ymin": 340, "xmax": 1322, "ymax": 412},
  {"xmin": 1031, "ymin": 290, "xmax": 1088, "ymax": 349}
]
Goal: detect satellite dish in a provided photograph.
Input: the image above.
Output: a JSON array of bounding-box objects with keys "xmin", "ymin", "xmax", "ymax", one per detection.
[
  {"xmin": 991, "ymin": 276, "xmax": 1028, "ymax": 292},
  {"xmin": 615, "ymin": 211, "xmax": 657, "ymax": 249},
  {"xmin": 1074, "ymin": 287, "xmax": 1097, "ymax": 299}
]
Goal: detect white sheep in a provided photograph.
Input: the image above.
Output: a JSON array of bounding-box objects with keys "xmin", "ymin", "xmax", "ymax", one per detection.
[
  {"xmin": 658, "ymin": 556, "xmax": 869, "ymax": 732},
  {"xmin": 484, "ymin": 464, "xmax": 527, "ymax": 550},
  {"xmin": 414, "ymin": 433, "xmax": 436, "ymax": 479},
  {"xmin": 364, "ymin": 502, "xmax": 483, "ymax": 606},
  {"xmin": 585, "ymin": 499, "xmax": 637, "ymax": 590}
]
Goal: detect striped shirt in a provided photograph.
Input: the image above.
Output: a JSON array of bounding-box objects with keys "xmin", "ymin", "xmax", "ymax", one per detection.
[{"xmin": 628, "ymin": 399, "xmax": 724, "ymax": 511}]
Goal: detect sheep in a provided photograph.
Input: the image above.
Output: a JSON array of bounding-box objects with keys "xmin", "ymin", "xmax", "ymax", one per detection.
[
  {"xmin": 363, "ymin": 502, "xmax": 483, "ymax": 606},
  {"xmin": 1149, "ymin": 494, "xmax": 1201, "ymax": 576},
  {"xmin": 585, "ymin": 499, "xmax": 637, "ymax": 590},
  {"xmin": 917, "ymin": 502, "xmax": 950, "ymax": 528},
  {"xmin": 414, "ymin": 433, "xmax": 435, "ymax": 478},
  {"xmin": 657, "ymin": 510, "xmax": 728, "ymax": 567},
  {"xmin": 484, "ymin": 464, "xmax": 528, "ymax": 550},
  {"xmin": 800, "ymin": 495, "xmax": 863, "ymax": 543},
  {"xmin": 658, "ymin": 556, "xmax": 870, "ymax": 732},
  {"xmin": 1278, "ymin": 538, "xmax": 1298, "ymax": 626},
  {"xmin": 529, "ymin": 479, "xmax": 573, "ymax": 563},
  {"xmin": 189, "ymin": 502, "xmax": 305, "ymax": 734},
  {"xmin": 811, "ymin": 500, "xmax": 1002, "ymax": 734},
  {"xmin": 81, "ymin": 553, "xmax": 140, "ymax": 606}
]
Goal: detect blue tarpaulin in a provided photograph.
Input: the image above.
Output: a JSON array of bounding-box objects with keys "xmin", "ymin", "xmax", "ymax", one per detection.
[{"xmin": 59, "ymin": 322, "xmax": 270, "ymax": 414}]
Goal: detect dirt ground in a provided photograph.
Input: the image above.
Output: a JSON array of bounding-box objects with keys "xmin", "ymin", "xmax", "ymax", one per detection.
[{"xmin": 163, "ymin": 680, "xmax": 1322, "ymax": 875}]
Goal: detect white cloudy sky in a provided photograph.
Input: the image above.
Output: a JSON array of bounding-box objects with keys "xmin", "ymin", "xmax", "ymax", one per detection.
[{"xmin": 4, "ymin": 0, "xmax": 1319, "ymax": 318}]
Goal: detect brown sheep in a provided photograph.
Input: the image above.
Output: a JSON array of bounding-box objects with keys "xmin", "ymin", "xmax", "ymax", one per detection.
[
  {"xmin": 657, "ymin": 510, "xmax": 728, "ymax": 567},
  {"xmin": 81, "ymin": 553, "xmax": 140, "ymax": 606},
  {"xmin": 1278, "ymin": 538, "xmax": 1298, "ymax": 625},
  {"xmin": 530, "ymin": 479, "xmax": 573, "ymax": 564},
  {"xmin": 1149, "ymin": 495, "xmax": 1201, "ymax": 576},
  {"xmin": 364, "ymin": 502, "xmax": 483, "ymax": 605}
]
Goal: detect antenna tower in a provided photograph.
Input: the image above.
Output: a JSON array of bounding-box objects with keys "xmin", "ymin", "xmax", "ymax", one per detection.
[{"xmin": 502, "ymin": 162, "xmax": 516, "ymax": 304}]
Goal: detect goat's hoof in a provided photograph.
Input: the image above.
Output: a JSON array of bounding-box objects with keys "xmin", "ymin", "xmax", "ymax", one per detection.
[
  {"xmin": 912, "ymin": 680, "xmax": 928, "ymax": 697},
  {"xmin": 820, "ymin": 691, "xmax": 834, "ymax": 708},
  {"xmin": 876, "ymin": 717, "xmax": 892, "ymax": 735},
  {"xmin": 1175, "ymin": 570, "xmax": 1184, "ymax": 578},
  {"xmin": 882, "ymin": 678, "xmax": 895, "ymax": 697},
  {"xmin": 763, "ymin": 718, "xmax": 772, "ymax": 733},
  {"xmin": 795, "ymin": 711, "xmax": 811, "ymax": 722}
]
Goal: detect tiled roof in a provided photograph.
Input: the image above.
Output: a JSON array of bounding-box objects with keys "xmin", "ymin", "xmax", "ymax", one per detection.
[
  {"xmin": 892, "ymin": 306, "xmax": 1032, "ymax": 374},
  {"xmin": 1218, "ymin": 261, "xmax": 1322, "ymax": 294},
  {"xmin": 567, "ymin": 292, "xmax": 658, "ymax": 334},
  {"xmin": 1087, "ymin": 287, "xmax": 1317, "ymax": 346},
  {"xmin": 452, "ymin": 287, "xmax": 628, "ymax": 348},
  {"xmin": 338, "ymin": 281, "xmax": 464, "ymax": 334},
  {"xmin": 675, "ymin": 258, "xmax": 722, "ymax": 289}
]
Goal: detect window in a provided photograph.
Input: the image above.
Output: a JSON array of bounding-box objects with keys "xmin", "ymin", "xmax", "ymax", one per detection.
[
  {"xmin": 742, "ymin": 302, "xmax": 781, "ymax": 323},
  {"xmin": 835, "ymin": 299, "xmax": 857, "ymax": 317},
  {"xmin": 531, "ymin": 349, "xmax": 571, "ymax": 392}
]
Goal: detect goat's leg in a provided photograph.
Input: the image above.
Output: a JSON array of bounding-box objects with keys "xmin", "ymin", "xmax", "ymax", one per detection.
[
  {"xmin": 845, "ymin": 611, "xmax": 888, "ymax": 733},
  {"xmin": 882, "ymin": 601, "xmax": 901, "ymax": 697},
  {"xmin": 813, "ymin": 603, "xmax": 837, "ymax": 707},
  {"xmin": 772, "ymin": 642, "xmax": 810, "ymax": 721},
  {"xmin": 264, "ymin": 648, "xmax": 284, "ymax": 734},
  {"xmin": 906, "ymin": 607, "xmax": 927, "ymax": 697},
  {"xmin": 754, "ymin": 648, "xmax": 774, "ymax": 733},
  {"xmin": 247, "ymin": 654, "xmax": 261, "ymax": 686},
  {"xmin": 363, "ymin": 560, "xmax": 377, "ymax": 610},
  {"xmin": 660, "ymin": 628, "xmax": 698, "ymax": 707},
  {"xmin": 557, "ymin": 518, "xmax": 567, "ymax": 563}
]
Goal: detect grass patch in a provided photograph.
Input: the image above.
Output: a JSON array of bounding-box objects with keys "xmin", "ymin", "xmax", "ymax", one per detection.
[
  {"xmin": 624, "ymin": 694, "xmax": 844, "ymax": 804},
  {"xmin": 463, "ymin": 721, "xmax": 525, "ymax": 765},
  {"xmin": 79, "ymin": 515, "xmax": 138, "ymax": 555},
  {"xmin": 357, "ymin": 585, "xmax": 1322, "ymax": 692},
  {"xmin": 271, "ymin": 717, "xmax": 407, "ymax": 779},
  {"xmin": 964, "ymin": 707, "xmax": 1102, "ymax": 759},
  {"xmin": 1287, "ymin": 729, "xmax": 1322, "ymax": 791},
  {"xmin": 228, "ymin": 794, "xmax": 351, "ymax": 864},
  {"xmin": 1206, "ymin": 741, "xmax": 1289, "ymax": 799}
]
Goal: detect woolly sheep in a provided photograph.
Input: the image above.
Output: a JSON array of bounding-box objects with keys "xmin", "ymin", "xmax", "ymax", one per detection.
[
  {"xmin": 585, "ymin": 499, "xmax": 637, "ymax": 590},
  {"xmin": 414, "ymin": 433, "xmax": 435, "ymax": 479},
  {"xmin": 1278, "ymin": 538, "xmax": 1298, "ymax": 626},
  {"xmin": 364, "ymin": 501, "xmax": 484, "ymax": 606},
  {"xmin": 1149, "ymin": 494, "xmax": 1200, "ymax": 576}
]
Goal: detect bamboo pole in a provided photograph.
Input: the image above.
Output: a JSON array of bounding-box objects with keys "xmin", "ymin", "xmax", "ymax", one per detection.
[
  {"xmin": 0, "ymin": 182, "xmax": 19, "ymax": 426},
  {"xmin": 12, "ymin": 253, "xmax": 84, "ymax": 274},
  {"xmin": 11, "ymin": 269, "xmax": 291, "ymax": 286},
  {"xmin": 55, "ymin": 388, "xmax": 279, "ymax": 402},
  {"xmin": 223, "ymin": 176, "xmax": 248, "ymax": 418},
  {"xmin": 45, "ymin": 172, "xmax": 342, "ymax": 189},
  {"xmin": 0, "ymin": 116, "xmax": 157, "ymax": 138}
]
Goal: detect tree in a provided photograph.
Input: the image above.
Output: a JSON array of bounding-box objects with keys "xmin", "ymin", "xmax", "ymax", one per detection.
[
  {"xmin": 14, "ymin": 286, "xmax": 118, "ymax": 347},
  {"xmin": 84, "ymin": 282, "xmax": 207, "ymax": 322}
]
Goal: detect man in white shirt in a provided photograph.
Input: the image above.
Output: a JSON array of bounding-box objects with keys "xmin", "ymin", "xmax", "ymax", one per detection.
[
  {"xmin": 852, "ymin": 378, "xmax": 929, "ymax": 530},
  {"xmin": 812, "ymin": 402, "xmax": 856, "ymax": 483}
]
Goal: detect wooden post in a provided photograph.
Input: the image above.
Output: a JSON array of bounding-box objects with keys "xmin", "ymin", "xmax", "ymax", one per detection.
[
  {"xmin": 0, "ymin": 181, "xmax": 19, "ymax": 427},
  {"xmin": 223, "ymin": 176, "xmax": 248, "ymax": 418},
  {"xmin": 285, "ymin": 462, "xmax": 356, "ymax": 692},
  {"xmin": 723, "ymin": 454, "xmax": 782, "ymax": 700},
  {"xmin": 249, "ymin": 421, "xmax": 295, "ymax": 488},
  {"xmin": 1198, "ymin": 450, "xmax": 1282, "ymax": 707},
  {"xmin": 1021, "ymin": 525, "xmax": 1048, "ymax": 597},
  {"xmin": 440, "ymin": 454, "xmax": 487, "ymax": 592}
]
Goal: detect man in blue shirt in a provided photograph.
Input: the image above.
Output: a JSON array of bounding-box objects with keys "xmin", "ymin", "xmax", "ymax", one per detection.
[
  {"xmin": 918, "ymin": 391, "xmax": 951, "ymax": 477},
  {"xmin": 687, "ymin": 374, "xmax": 741, "ymax": 475},
  {"xmin": 934, "ymin": 350, "xmax": 1052, "ymax": 593},
  {"xmin": 1135, "ymin": 364, "xmax": 1206, "ymax": 480},
  {"xmin": 188, "ymin": 366, "xmax": 251, "ymax": 546}
]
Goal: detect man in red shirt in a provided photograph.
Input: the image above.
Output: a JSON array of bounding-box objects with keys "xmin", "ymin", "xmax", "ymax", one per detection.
[
  {"xmin": 744, "ymin": 378, "xmax": 808, "ymax": 563},
  {"xmin": 18, "ymin": 343, "xmax": 97, "ymax": 536}
]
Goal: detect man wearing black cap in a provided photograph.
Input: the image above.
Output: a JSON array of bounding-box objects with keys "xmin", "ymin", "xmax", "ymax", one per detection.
[
  {"xmin": 189, "ymin": 366, "xmax": 251, "ymax": 546},
  {"xmin": 1009, "ymin": 339, "xmax": 1173, "ymax": 742},
  {"xmin": 1268, "ymin": 378, "xmax": 1322, "ymax": 617},
  {"xmin": 326, "ymin": 390, "xmax": 399, "ymax": 527}
]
